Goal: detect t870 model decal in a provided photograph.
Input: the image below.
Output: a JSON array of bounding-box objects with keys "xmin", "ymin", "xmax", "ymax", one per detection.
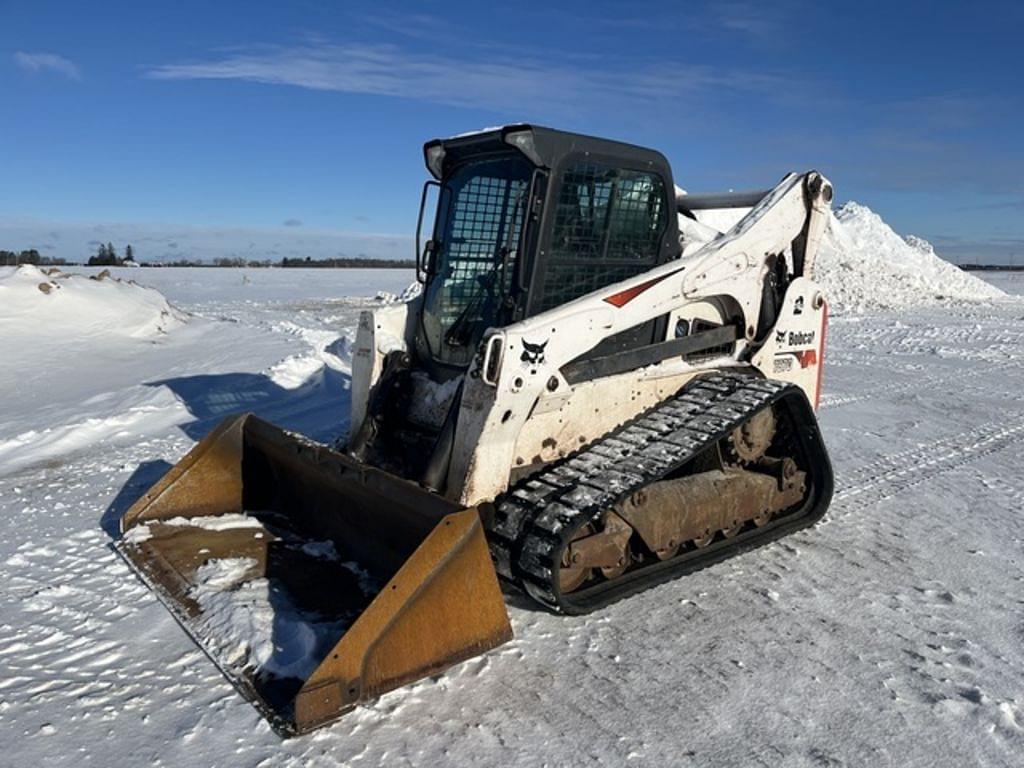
[{"xmin": 773, "ymin": 348, "xmax": 818, "ymax": 373}]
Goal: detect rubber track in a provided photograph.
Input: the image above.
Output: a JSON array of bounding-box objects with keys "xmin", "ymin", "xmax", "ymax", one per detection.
[{"xmin": 488, "ymin": 371, "xmax": 833, "ymax": 614}]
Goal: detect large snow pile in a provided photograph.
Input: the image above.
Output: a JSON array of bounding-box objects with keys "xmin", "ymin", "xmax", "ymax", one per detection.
[
  {"xmin": 0, "ymin": 264, "xmax": 185, "ymax": 339},
  {"xmin": 817, "ymin": 203, "xmax": 1005, "ymax": 313},
  {"xmin": 691, "ymin": 201, "xmax": 1007, "ymax": 314}
]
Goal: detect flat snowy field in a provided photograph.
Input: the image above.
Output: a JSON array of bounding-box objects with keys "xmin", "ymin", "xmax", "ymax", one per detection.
[{"xmin": 2, "ymin": 260, "xmax": 1023, "ymax": 767}]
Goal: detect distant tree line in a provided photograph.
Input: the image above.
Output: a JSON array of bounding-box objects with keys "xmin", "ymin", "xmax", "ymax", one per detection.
[
  {"xmin": 87, "ymin": 242, "xmax": 135, "ymax": 267},
  {"xmin": 280, "ymin": 256, "xmax": 416, "ymax": 269},
  {"xmin": 4, "ymin": 245, "xmax": 413, "ymax": 269},
  {"xmin": 960, "ymin": 263, "xmax": 1024, "ymax": 271},
  {"xmin": 144, "ymin": 256, "xmax": 415, "ymax": 269},
  {"xmin": 0, "ymin": 249, "xmax": 67, "ymax": 266}
]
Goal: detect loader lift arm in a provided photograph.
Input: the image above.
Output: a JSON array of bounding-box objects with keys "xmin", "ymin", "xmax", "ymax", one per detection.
[{"xmin": 445, "ymin": 170, "xmax": 833, "ymax": 505}]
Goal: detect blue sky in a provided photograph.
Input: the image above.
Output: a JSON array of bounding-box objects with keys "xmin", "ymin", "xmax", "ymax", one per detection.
[{"xmin": 1, "ymin": 0, "xmax": 1022, "ymax": 263}]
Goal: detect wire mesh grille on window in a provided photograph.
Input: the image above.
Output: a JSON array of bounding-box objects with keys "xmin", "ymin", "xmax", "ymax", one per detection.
[
  {"xmin": 541, "ymin": 163, "xmax": 665, "ymax": 311},
  {"xmin": 435, "ymin": 174, "xmax": 526, "ymax": 362}
]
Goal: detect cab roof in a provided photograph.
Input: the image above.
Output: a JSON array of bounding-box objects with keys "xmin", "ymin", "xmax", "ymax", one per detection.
[{"xmin": 423, "ymin": 124, "xmax": 672, "ymax": 181}]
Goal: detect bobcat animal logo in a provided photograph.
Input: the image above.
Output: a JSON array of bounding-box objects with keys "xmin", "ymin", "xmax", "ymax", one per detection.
[
  {"xmin": 775, "ymin": 329, "xmax": 786, "ymax": 345},
  {"xmin": 521, "ymin": 339, "xmax": 548, "ymax": 364}
]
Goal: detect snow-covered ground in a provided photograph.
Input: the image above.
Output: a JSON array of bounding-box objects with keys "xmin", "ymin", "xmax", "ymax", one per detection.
[{"xmin": 2, "ymin": 217, "xmax": 1024, "ymax": 766}]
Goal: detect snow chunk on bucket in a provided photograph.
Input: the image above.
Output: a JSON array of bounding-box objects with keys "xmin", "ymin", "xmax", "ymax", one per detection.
[
  {"xmin": 122, "ymin": 512, "xmax": 264, "ymax": 544},
  {"xmin": 190, "ymin": 557, "xmax": 339, "ymax": 679},
  {"xmin": 186, "ymin": 544, "xmax": 379, "ymax": 682}
]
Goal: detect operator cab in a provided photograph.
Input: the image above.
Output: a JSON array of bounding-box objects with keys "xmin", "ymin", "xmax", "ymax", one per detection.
[
  {"xmin": 415, "ymin": 125, "xmax": 681, "ymax": 375},
  {"xmin": 349, "ymin": 126, "xmax": 682, "ymax": 486}
]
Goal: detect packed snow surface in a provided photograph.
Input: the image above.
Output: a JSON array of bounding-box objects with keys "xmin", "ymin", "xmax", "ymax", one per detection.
[{"xmin": 1, "ymin": 252, "xmax": 1024, "ymax": 766}]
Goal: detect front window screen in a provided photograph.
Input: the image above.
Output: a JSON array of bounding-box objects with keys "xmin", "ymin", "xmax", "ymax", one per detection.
[
  {"xmin": 540, "ymin": 162, "xmax": 666, "ymax": 311},
  {"xmin": 421, "ymin": 156, "xmax": 532, "ymax": 366}
]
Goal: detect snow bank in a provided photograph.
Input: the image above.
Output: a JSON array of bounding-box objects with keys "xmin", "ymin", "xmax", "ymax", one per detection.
[
  {"xmin": 0, "ymin": 265, "xmax": 185, "ymax": 338},
  {"xmin": 691, "ymin": 201, "xmax": 1007, "ymax": 314},
  {"xmin": 817, "ymin": 203, "xmax": 1005, "ymax": 313}
]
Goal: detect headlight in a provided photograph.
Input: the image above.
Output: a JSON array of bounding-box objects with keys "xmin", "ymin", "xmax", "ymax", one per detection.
[
  {"xmin": 425, "ymin": 143, "xmax": 445, "ymax": 179},
  {"xmin": 502, "ymin": 128, "xmax": 543, "ymax": 166}
]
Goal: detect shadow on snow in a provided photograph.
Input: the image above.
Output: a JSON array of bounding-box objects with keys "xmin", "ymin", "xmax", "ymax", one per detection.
[
  {"xmin": 102, "ymin": 363, "xmax": 352, "ymax": 540},
  {"xmin": 150, "ymin": 365, "xmax": 352, "ymax": 444}
]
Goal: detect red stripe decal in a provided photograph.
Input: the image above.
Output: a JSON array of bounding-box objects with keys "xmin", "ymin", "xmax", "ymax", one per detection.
[
  {"xmin": 814, "ymin": 300, "xmax": 828, "ymax": 411},
  {"xmin": 796, "ymin": 350, "xmax": 818, "ymax": 368},
  {"xmin": 603, "ymin": 270, "xmax": 676, "ymax": 308}
]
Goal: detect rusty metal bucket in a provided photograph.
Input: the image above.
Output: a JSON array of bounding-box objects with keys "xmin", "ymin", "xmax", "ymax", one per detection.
[{"xmin": 118, "ymin": 414, "xmax": 512, "ymax": 736}]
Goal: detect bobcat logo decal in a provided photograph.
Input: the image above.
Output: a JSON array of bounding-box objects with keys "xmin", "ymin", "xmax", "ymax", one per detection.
[
  {"xmin": 521, "ymin": 339, "xmax": 548, "ymax": 364},
  {"xmin": 775, "ymin": 329, "xmax": 786, "ymax": 345}
]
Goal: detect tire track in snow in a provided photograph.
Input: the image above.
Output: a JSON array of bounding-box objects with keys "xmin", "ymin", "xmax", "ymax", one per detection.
[
  {"xmin": 819, "ymin": 359, "xmax": 1024, "ymax": 410},
  {"xmin": 827, "ymin": 417, "xmax": 1024, "ymax": 516}
]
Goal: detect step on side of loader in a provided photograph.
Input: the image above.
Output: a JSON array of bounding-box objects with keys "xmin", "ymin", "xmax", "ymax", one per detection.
[{"xmin": 118, "ymin": 414, "xmax": 512, "ymax": 735}]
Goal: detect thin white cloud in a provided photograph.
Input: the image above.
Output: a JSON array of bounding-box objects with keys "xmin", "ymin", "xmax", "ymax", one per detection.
[
  {"xmin": 146, "ymin": 42, "xmax": 787, "ymax": 115},
  {"xmin": 353, "ymin": 10, "xmax": 454, "ymax": 40},
  {"xmin": 13, "ymin": 51, "xmax": 81, "ymax": 79},
  {"xmin": 714, "ymin": 2, "xmax": 782, "ymax": 39}
]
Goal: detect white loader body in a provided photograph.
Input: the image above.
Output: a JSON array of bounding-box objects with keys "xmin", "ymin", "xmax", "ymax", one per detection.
[{"xmin": 353, "ymin": 171, "xmax": 832, "ymax": 506}]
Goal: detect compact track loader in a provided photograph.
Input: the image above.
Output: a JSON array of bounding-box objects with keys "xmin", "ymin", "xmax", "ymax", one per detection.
[{"xmin": 120, "ymin": 125, "xmax": 834, "ymax": 734}]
